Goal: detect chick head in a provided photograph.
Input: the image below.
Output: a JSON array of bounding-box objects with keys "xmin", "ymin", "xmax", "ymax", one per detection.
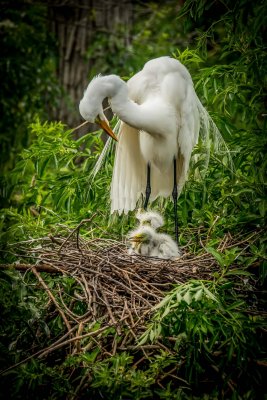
[{"xmin": 136, "ymin": 209, "xmax": 164, "ymax": 230}]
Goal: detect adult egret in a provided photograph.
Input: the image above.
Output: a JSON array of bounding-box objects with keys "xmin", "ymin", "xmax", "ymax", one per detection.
[
  {"xmin": 79, "ymin": 56, "xmax": 223, "ymax": 241},
  {"xmin": 128, "ymin": 225, "xmax": 180, "ymax": 260}
]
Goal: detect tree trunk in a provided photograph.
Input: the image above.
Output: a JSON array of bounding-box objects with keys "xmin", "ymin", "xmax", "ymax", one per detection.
[{"xmin": 48, "ymin": 0, "xmax": 133, "ymax": 134}]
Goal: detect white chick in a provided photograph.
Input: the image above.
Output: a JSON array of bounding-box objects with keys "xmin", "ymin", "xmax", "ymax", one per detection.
[
  {"xmin": 151, "ymin": 232, "xmax": 181, "ymax": 260},
  {"xmin": 128, "ymin": 225, "xmax": 156, "ymax": 257},
  {"xmin": 136, "ymin": 209, "xmax": 164, "ymax": 230},
  {"xmin": 128, "ymin": 225, "xmax": 180, "ymax": 260}
]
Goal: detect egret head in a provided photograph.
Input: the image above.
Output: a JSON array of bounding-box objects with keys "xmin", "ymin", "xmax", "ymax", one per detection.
[{"xmin": 79, "ymin": 75, "xmax": 122, "ymax": 141}]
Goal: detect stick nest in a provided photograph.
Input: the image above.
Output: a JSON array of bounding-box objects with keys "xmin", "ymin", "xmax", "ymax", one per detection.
[{"xmin": 4, "ymin": 225, "xmax": 259, "ymax": 367}]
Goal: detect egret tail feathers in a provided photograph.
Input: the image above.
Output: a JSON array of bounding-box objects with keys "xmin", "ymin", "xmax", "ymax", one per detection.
[{"xmin": 194, "ymin": 96, "xmax": 233, "ymax": 176}]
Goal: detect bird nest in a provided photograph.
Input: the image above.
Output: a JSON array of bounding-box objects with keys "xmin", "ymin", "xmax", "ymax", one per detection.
[{"xmin": 3, "ymin": 224, "xmax": 258, "ymax": 369}]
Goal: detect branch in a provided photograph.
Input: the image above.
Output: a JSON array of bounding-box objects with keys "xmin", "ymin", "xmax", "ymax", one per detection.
[
  {"xmin": 58, "ymin": 214, "xmax": 97, "ymax": 253},
  {"xmin": 32, "ymin": 267, "xmax": 72, "ymax": 332},
  {"xmin": 0, "ymin": 263, "xmax": 60, "ymax": 273}
]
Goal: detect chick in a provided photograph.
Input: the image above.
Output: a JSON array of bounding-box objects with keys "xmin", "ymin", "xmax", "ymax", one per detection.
[
  {"xmin": 128, "ymin": 225, "xmax": 156, "ymax": 257},
  {"xmin": 136, "ymin": 209, "xmax": 164, "ymax": 230},
  {"xmin": 128, "ymin": 225, "xmax": 180, "ymax": 260}
]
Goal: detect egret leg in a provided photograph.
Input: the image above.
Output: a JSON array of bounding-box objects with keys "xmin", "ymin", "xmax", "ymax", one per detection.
[
  {"xmin": 172, "ymin": 158, "xmax": 179, "ymax": 243},
  {"xmin": 144, "ymin": 163, "xmax": 151, "ymax": 210}
]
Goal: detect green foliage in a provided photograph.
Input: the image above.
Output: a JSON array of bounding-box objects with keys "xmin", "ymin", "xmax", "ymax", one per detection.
[
  {"xmin": 1, "ymin": 278, "xmax": 263, "ymax": 399},
  {"xmin": 0, "ymin": 0, "xmax": 58, "ymax": 170},
  {"xmin": 10, "ymin": 120, "xmax": 102, "ymax": 213},
  {"xmin": 86, "ymin": 350, "xmax": 184, "ymax": 400},
  {"xmin": 2, "ymin": 359, "xmax": 73, "ymax": 400},
  {"xmin": 86, "ymin": 1, "xmax": 187, "ymax": 79},
  {"xmin": 1, "ymin": 0, "xmax": 266, "ymax": 398},
  {"xmin": 0, "ymin": 268, "xmax": 50, "ymax": 380},
  {"xmin": 169, "ymin": 0, "xmax": 267, "ymax": 239},
  {"xmin": 1, "ymin": 120, "xmax": 111, "ymax": 246},
  {"xmin": 139, "ymin": 280, "xmax": 264, "ymax": 395},
  {"xmin": 0, "ymin": 270, "xmax": 92, "ymax": 399}
]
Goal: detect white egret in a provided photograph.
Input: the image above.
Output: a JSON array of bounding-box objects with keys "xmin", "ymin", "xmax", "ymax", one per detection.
[
  {"xmin": 128, "ymin": 225, "xmax": 180, "ymax": 260},
  {"xmin": 136, "ymin": 209, "xmax": 164, "ymax": 230},
  {"xmin": 79, "ymin": 56, "xmax": 224, "ymax": 241}
]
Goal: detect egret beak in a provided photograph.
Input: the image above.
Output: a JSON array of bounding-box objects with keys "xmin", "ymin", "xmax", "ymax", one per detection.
[{"xmin": 95, "ymin": 116, "xmax": 118, "ymax": 141}]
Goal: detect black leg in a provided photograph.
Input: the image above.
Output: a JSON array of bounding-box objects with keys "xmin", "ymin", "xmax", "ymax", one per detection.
[
  {"xmin": 144, "ymin": 163, "xmax": 151, "ymax": 210},
  {"xmin": 172, "ymin": 158, "xmax": 179, "ymax": 243}
]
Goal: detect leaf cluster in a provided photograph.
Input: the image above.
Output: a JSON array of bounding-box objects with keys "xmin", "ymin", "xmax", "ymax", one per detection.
[{"xmin": 0, "ymin": 0, "xmax": 59, "ymax": 170}]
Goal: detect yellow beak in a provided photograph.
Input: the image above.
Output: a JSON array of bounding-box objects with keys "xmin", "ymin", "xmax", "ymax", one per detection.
[
  {"xmin": 95, "ymin": 116, "xmax": 118, "ymax": 141},
  {"xmin": 129, "ymin": 234, "xmax": 145, "ymax": 243}
]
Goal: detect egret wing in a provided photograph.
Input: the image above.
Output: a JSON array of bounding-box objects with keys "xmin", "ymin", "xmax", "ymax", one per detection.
[{"xmin": 110, "ymin": 121, "xmax": 146, "ymax": 214}]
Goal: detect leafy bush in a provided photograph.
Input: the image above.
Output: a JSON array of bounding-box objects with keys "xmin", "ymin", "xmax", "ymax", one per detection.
[
  {"xmin": 0, "ymin": 0, "xmax": 58, "ymax": 170},
  {"xmin": 0, "ymin": 0, "xmax": 266, "ymax": 398},
  {"xmin": 140, "ymin": 281, "xmax": 263, "ymax": 387}
]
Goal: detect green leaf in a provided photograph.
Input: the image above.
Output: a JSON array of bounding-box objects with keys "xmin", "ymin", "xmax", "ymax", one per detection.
[
  {"xmin": 183, "ymin": 290, "xmax": 192, "ymax": 305},
  {"xmin": 225, "ymin": 269, "xmax": 252, "ymax": 277},
  {"xmin": 161, "ymin": 306, "xmax": 171, "ymax": 319},
  {"xmin": 194, "ymin": 288, "xmax": 203, "ymax": 301},
  {"xmin": 206, "ymin": 247, "xmax": 225, "ymax": 267}
]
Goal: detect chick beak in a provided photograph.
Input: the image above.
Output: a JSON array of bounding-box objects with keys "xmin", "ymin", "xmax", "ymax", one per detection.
[
  {"xmin": 95, "ymin": 116, "xmax": 118, "ymax": 141},
  {"xmin": 129, "ymin": 234, "xmax": 145, "ymax": 243}
]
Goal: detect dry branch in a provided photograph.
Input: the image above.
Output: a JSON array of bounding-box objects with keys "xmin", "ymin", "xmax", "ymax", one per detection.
[
  {"xmin": 1, "ymin": 228, "xmax": 261, "ymax": 377},
  {"xmin": 0, "ymin": 263, "xmax": 59, "ymax": 273},
  {"xmin": 32, "ymin": 267, "xmax": 72, "ymax": 332}
]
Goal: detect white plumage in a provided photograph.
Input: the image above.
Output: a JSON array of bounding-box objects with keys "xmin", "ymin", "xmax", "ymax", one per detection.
[
  {"xmin": 128, "ymin": 225, "xmax": 180, "ymax": 260},
  {"xmin": 136, "ymin": 210, "xmax": 164, "ymax": 230},
  {"xmin": 79, "ymin": 56, "xmax": 222, "ymax": 215}
]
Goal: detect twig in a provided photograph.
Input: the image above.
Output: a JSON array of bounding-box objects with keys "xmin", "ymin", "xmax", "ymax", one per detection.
[
  {"xmin": 4, "ymin": 227, "xmax": 262, "ymax": 380},
  {"xmin": 38, "ymin": 317, "xmax": 128, "ymax": 360},
  {"xmin": 0, "ymin": 263, "xmax": 59, "ymax": 273},
  {"xmin": 32, "ymin": 267, "xmax": 72, "ymax": 332},
  {"xmin": 58, "ymin": 215, "xmax": 96, "ymax": 253},
  {"xmin": 101, "ymin": 288, "xmax": 121, "ymax": 335},
  {"xmin": 71, "ymin": 120, "xmax": 90, "ymax": 132}
]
